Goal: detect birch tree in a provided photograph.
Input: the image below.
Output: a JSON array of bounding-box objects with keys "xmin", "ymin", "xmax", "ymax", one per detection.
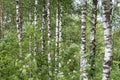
[
  {"xmin": 80, "ymin": 0, "xmax": 88, "ymax": 80},
  {"xmin": 101, "ymin": 0, "xmax": 113, "ymax": 80},
  {"xmin": 41, "ymin": 0, "xmax": 46, "ymax": 55},
  {"xmin": 40, "ymin": 0, "xmax": 46, "ymax": 79},
  {"xmin": 46, "ymin": 0, "xmax": 52, "ymax": 79},
  {"xmin": 58, "ymin": 3, "xmax": 62, "ymax": 76},
  {"xmin": 55, "ymin": 0, "xmax": 59, "ymax": 79},
  {"xmin": 16, "ymin": 0, "xmax": 22, "ymax": 56},
  {"xmin": 33, "ymin": 0, "xmax": 38, "ymax": 60},
  {"xmin": 55, "ymin": 1, "xmax": 63, "ymax": 79},
  {"xmin": 90, "ymin": 0, "xmax": 98, "ymax": 80},
  {"xmin": 34, "ymin": 0, "xmax": 37, "ymax": 26}
]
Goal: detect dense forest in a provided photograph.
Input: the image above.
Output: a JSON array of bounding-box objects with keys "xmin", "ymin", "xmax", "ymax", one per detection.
[{"xmin": 0, "ymin": 0, "xmax": 120, "ymax": 80}]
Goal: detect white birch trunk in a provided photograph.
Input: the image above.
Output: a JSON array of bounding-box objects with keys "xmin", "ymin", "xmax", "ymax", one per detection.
[
  {"xmin": 58, "ymin": 4, "xmax": 62, "ymax": 76},
  {"xmin": 55, "ymin": 0, "xmax": 59, "ymax": 79},
  {"xmin": 47, "ymin": 0, "xmax": 52, "ymax": 79},
  {"xmin": 34, "ymin": 0, "xmax": 37, "ymax": 26},
  {"xmin": 33, "ymin": 0, "xmax": 38, "ymax": 59},
  {"xmin": 16, "ymin": 0, "xmax": 22, "ymax": 57},
  {"xmin": 41, "ymin": 0, "xmax": 46, "ymax": 55},
  {"xmin": 102, "ymin": 0, "xmax": 113, "ymax": 80},
  {"xmin": 80, "ymin": 0, "xmax": 88, "ymax": 80},
  {"xmin": 40, "ymin": 1, "xmax": 46, "ymax": 80}
]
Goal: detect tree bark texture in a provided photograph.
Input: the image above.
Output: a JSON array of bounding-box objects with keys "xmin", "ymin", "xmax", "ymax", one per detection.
[
  {"xmin": 102, "ymin": 0, "xmax": 113, "ymax": 80},
  {"xmin": 16, "ymin": 0, "xmax": 22, "ymax": 56},
  {"xmin": 80, "ymin": 0, "xmax": 88, "ymax": 80}
]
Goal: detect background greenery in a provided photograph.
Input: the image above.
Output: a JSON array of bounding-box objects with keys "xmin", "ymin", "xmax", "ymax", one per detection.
[{"xmin": 0, "ymin": 0, "xmax": 120, "ymax": 80}]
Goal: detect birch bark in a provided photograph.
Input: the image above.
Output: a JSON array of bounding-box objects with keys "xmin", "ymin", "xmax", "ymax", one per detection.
[
  {"xmin": 55, "ymin": 0, "xmax": 59, "ymax": 79},
  {"xmin": 46, "ymin": 0, "xmax": 52, "ymax": 79},
  {"xmin": 102, "ymin": 0, "xmax": 113, "ymax": 80},
  {"xmin": 33, "ymin": 0, "xmax": 38, "ymax": 60},
  {"xmin": 80, "ymin": 0, "xmax": 88, "ymax": 80},
  {"xmin": 16, "ymin": 0, "xmax": 22, "ymax": 56}
]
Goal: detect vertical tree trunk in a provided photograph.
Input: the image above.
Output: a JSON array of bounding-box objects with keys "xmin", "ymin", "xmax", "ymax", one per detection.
[
  {"xmin": 34, "ymin": 0, "xmax": 37, "ymax": 26},
  {"xmin": 33, "ymin": 0, "xmax": 38, "ymax": 59},
  {"xmin": 102, "ymin": 0, "xmax": 113, "ymax": 80},
  {"xmin": 55, "ymin": 0, "xmax": 59, "ymax": 79},
  {"xmin": 55, "ymin": 1, "xmax": 62, "ymax": 79},
  {"xmin": 16, "ymin": 0, "xmax": 23, "ymax": 79},
  {"xmin": 41, "ymin": 0, "xmax": 46, "ymax": 55},
  {"xmin": 41, "ymin": 0, "xmax": 47, "ymax": 79},
  {"xmin": 28, "ymin": 0, "xmax": 32, "ymax": 24},
  {"xmin": 16, "ymin": 0, "xmax": 22, "ymax": 56},
  {"xmin": 1, "ymin": 0, "xmax": 5, "ymax": 39},
  {"xmin": 90, "ymin": 0, "xmax": 97, "ymax": 80},
  {"xmin": 58, "ymin": 4, "xmax": 62, "ymax": 78},
  {"xmin": 47, "ymin": 0, "xmax": 52, "ymax": 79},
  {"xmin": 80, "ymin": 0, "xmax": 88, "ymax": 80}
]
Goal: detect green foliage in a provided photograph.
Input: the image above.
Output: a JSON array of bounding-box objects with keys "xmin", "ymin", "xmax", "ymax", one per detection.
[
  {"xmin": 60, "ymin": 43, "xmax": 80, "ymax": 80},
  {"xmin": 0, "ymin": 0, "xmax": 120, "ymax": 80},
  {"xmin": 0, "ymin": 32, "xmax": 18, "ymax": 79}
]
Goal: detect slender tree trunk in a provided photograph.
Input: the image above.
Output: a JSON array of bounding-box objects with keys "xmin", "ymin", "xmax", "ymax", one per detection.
[
  {"xmin": 58, "ymin": 4, "xmax": 62, "ymax": 79},
  {"xmin": 46, "ymin": 0, "xmax": 52, "ymax": 79},
  {"xmin": 59, "ymin": 8, "xmax": 62, "ymax": 48},
  {"xmin": 55, "ymin": 0, "xmax": 59, "ymax": 79},
  {"xmin": 90, "ymin": 0, "xmax": 97, "ymax": 80},
  {"xmin": 55, "ymin": 1, "xmax": 62, "ymax": 79},
  {"xmin": 102, "ymin": 0, "xmax": 113, "ymax": 80},
  {"xmin": 16, "ymin": 0, "xmax": 23, "ymax": 79},
  {"xmin": 40, "ymin": 0, "xmax": 46, "ymax": 79},
  {"xmin": 41, "ymin": 0, "xmax": 46, "ymax": 55},
  {"xmin": 16, "ymin": 0, "xmax": 22, "ymax": 57},
  {"xmin": 1, "ymin": 0, "xmax": 5, "ymax": 39},
  {"xmin": 80, "ymin": 0, "xmax": 88, "ymax": 80},
  {"xmin": 34, "ymin": 0, "xmax": 38, "ymax": 26},
  {"xmin": 33, "ymin": 0, "xmax": 38, "ymax": 60},
  {"xmin": 28, "ymin": 0, "xmax": 33, "ymax": 24}
]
